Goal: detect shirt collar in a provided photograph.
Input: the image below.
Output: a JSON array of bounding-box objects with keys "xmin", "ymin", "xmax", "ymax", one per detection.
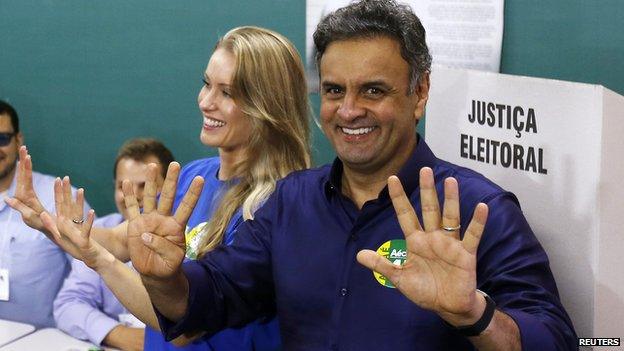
[
  {"xmin": 324, "ymin": 134, "xmax": 438, "ymax": 200},
  {"xmin": 325, "ymin": 157, "xmax": 343, "ymax": 197}
]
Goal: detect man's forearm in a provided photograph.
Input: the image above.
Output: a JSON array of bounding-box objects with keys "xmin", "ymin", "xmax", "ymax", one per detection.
[
  {"xmin": 469, "ymin": 310, "xmax": 521, "ymax": 351},
  {"xmin": 440, "ymin": 292, "xmax": 521, "ymax": 351},
  {"xmin": 141, "ymin": 271, "xmax": 190, "ymax": 322},
  {"xmin": 103, "ymin": 325, "xmax": 144, "ymax": 351}
]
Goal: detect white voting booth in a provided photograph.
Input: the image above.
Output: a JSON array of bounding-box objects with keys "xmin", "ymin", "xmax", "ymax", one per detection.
[{"xmin": 426, "ymin": 65, "xmax": 624, "ymax": 339}]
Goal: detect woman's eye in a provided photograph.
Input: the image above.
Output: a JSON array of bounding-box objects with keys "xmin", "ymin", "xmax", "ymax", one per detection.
[{"xmin": 202, "ymin": 78, "xmax": 210, "ymax": 87}]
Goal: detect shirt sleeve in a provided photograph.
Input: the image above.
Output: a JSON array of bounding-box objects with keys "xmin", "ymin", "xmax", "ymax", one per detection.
[
  {"xmin": 475, "ymin": 193, "xmax": 577, "ymax": 350},
  {"xmin": 53, "ymin": 259, "xmax": 121, "ymax": 346},
  {"xmin": 156, "ymin": 183, "xmax": 280, "ymax": 341}
]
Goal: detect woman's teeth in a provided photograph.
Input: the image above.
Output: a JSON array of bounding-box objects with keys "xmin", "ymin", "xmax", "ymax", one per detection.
[{"xmin": 204, "ymin": 117, "xmax": 225, "ymax": 127}]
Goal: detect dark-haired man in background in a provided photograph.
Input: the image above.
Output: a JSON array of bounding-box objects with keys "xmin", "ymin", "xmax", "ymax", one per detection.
[{"xmin": 0, "ymin": 99, "xmax": 90, "ymax": 327}]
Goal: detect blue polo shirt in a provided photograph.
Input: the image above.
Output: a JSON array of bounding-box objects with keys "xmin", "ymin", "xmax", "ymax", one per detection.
[
  {"xmin": 158, "ymin": 138, "xmax": 577, "ymax": 350},
  {"xmin": 145, "ymin": 157, "xmax": 280, "ymax": 351}
]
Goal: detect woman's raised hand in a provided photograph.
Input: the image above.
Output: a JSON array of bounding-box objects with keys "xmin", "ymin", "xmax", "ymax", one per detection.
[
  {"xmin": 40, "ymin": 177, "xmax": 115, "ymax": 269},
  {"xmin": 124, "ymin": 162, "xmax": 204, "ymax": 280}
]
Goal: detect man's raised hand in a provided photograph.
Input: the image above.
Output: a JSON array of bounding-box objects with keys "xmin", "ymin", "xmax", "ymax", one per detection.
[
  {"xmin": 357, "ymin": 168, "xmax": 489, "ymax": 327},
  {"xmin": 6, "ymin": 146, "xmax": 48, "ymax": 231}
]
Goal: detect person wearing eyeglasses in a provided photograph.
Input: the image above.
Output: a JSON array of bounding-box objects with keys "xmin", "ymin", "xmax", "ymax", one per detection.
[{"xmin": 0, "ymin": 99, "xmax": 90, "ymax": 328}]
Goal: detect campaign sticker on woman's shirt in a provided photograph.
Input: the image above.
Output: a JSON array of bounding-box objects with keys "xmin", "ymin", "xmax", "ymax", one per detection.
[{"xmin": 373, "ymin": 239, "xmax": 407, "ymax": 288}]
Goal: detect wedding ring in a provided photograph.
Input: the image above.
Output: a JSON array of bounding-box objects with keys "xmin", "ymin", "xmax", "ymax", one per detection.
[
  {"xmin": 72, "ymin": 218, "xmax": 85, "ymax": 224},
  {"xmin": 442, "ymin": 224, "xmax": 461, "ymax": 232}
]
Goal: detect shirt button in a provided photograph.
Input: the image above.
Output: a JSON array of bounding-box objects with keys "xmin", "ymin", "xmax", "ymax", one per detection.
[{"xmin": 340, "ymin": 288, "xmax": 348, "ymax": 297}]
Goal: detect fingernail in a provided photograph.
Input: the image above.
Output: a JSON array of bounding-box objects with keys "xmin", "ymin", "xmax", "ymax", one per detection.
[{"xmin": 141, "ymin": 233, "xmax": 152, "ymax": 243}]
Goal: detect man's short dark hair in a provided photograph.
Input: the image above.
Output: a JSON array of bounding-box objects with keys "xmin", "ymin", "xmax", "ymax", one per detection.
[
  {"xmin": 313, "ymin": 0, "xmax": 432, "ymax": 94},
  {"xmin": 0, "ymin": 100, "xmax": 19, "ymax": 133},
  {"xmin": 114, "ymin": 138, "xmax": 175, "ymax": 179}
]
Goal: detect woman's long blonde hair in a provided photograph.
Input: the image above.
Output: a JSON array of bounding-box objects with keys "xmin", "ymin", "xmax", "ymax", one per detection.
[{"xmin": 197, "ymin": 26, "xmax": 311, "ymax": 257}]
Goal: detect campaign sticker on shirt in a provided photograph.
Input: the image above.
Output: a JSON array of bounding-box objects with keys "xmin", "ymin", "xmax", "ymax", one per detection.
[
  {"xmin": 185, "ymin": 222, "xmax": 208, "ymax": 260},
  {"xmin": 373, "ymin": 239, "xmax": 407, "ymax": 288}
]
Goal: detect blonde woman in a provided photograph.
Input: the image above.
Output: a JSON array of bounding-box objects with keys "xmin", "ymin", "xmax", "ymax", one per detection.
[{"xmin": 11, "ymin": 26, "xmax": 310, "ymax": 351}]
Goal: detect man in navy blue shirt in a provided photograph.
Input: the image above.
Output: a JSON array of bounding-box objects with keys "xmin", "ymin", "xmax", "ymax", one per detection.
[{"xmin": 122, "ymin": 1, "xmax": 577, "ymax": 350}]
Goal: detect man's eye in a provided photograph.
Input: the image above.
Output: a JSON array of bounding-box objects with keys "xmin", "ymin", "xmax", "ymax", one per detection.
[
  {"xmin": 324, "ymin": 87, "xmax": 342, "ymax": 96},
  {"xmin": 365, "ymin": 87, "xmax": 382, "ymax": 95}
]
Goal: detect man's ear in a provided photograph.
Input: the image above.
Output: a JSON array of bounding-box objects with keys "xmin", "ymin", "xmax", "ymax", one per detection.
[
  {"xmin": 16, "ymin": 132, "xmax": 24, "ymax": 147},
  {"xmin": 413, "ymin": 71, "xmax": 430, "ymax": 122}
]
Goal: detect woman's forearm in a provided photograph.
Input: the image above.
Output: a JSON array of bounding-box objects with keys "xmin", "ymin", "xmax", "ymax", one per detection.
[
  {"xmin": 91, "ymin": 221, "xmax": 130, "ymax": 262},
  {"xmin": 96, "ymin": 257, "xmax": 160, "ymax": 329}
]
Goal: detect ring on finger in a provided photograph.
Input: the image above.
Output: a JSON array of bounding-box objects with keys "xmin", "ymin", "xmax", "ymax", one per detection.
[
  {"xmin": 72, "ymin": 218, "xmax": 85, "ymax": 224},
  {"xmin": 442, "ymin": 224, "xmax": 461, "ymax": 232}
]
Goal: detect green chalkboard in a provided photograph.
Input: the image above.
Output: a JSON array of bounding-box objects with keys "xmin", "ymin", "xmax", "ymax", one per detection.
[
  {"xmin": 1, "ymin": 0, "xmax": 315, "ymax": 214},
  {"xmin": 501, "ymin": 0, "xmax": 624, "ymax": 95},
  {"xmin": 2, "ymin": 0, "xmax": 622, "ymax": 214}
]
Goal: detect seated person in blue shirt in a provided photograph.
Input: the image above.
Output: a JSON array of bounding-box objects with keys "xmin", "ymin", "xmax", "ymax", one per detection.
[
  {"xmin": 54, "ymin": 138, "xmax": 174, "ymax": 351},
  {"xmin": 103, "ymin": 1, "xmax": 574, "ymax": 350},
  {"xmin": 12, "ymin": 26, "xmax": 310, "ymax": 351},
  {"xmin": 1, "ymin": 100, "xmax": 90, "ymax": 328}
]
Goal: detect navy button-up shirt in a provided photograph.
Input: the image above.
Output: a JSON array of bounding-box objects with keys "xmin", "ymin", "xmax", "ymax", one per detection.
[{"xmin": 158, "ymin": 138, "xmax": 576, "ymax": 350}]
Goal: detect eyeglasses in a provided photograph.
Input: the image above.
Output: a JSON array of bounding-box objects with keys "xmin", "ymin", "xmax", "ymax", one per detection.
[{"xmin": 0, "ymin": 132, "xmax": 17, "ymax": 147}]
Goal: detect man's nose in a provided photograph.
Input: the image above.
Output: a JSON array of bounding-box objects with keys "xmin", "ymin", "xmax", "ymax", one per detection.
[{"xmin": 337, "ymin": 93, "xmax": 365, "ymax": 121}]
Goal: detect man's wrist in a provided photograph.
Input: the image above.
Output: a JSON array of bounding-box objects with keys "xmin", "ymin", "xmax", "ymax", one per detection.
[
  {"xmin": 140, "ymin": 268, "xmax": 185, "ymax": 287},
  {"xmin": 102, "ymin": 325, "xmax": 128, "ymax": 349},
  {"xmin": 141, "ymin": 270, "xmax": 190, "ymax": 322},
  {"xmin": 442, "ymin": 290, "xmax": 487, "ymax": 327},
  {"xmin": 103, "ymin": 325, "xmax": 144, "ymax": 350},
  {"xmin": 442, "ymin": 290, "xmax": 497, "ymax": 337}
]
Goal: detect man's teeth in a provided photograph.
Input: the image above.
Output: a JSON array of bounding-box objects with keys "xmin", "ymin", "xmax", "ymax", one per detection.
[
  {"xmin": 341, "ymin": 127, "xmax": 375, "ymax": 135},
  {"xmin": 205, "ymin": 117, "xmax": 225, "ymax": 127}
]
